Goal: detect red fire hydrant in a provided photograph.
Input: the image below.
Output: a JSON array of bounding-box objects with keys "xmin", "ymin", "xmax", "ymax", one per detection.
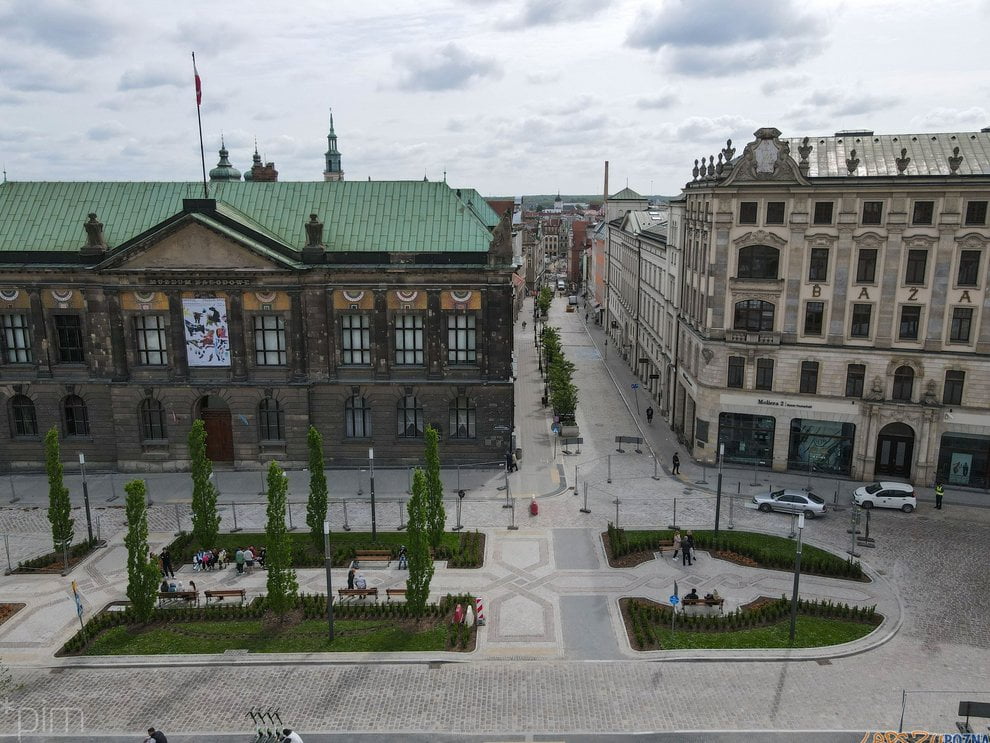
[{"xmin": 529, "ymin": 497, "xmax": 539, "ymax": 516}]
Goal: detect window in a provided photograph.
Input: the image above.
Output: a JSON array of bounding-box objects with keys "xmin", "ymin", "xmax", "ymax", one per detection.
[
  {"xmin": 862, "ymin": 201, "xmax": 883, "ymax": 225},
  {"xmin": 950, "ymin": 307, "xmax": 974, "ymax": 343},
  {"xmin": 898, "ymin": 306, "xmax": 921, "ymax": 340},
  {"xmin": 64, "ymin": 395, "xmax": 89, "ymax": 437},
  {"xmin": 1, "ymin": 314, "xmax": 32, "ymax": 363},
  {"xmin": 808, "ymin": 248, "xmax": 829, "ymax": 282},
  {"xmin": 733, "ymin": 300, "xmax": 775, "ymax": 332},
  {"xmin": 258, "ymin": 398, "xmax": 285, "ymax": 441},
  {"xmin": 449, "ymin": 396, "xmax": 476, "ymax": 439},
  {"xmin": 397, "ymin": 395, "xmax": 424, "ymax": 438},
  {"xmin": 892, "ymin": 366, "xmax": 914, "ymax": 401},
  {"xmin": 755, "ymin": 358, "xmax": 774, "ymax": 391},
  {"xmin": 727, "ymin": 356, "xmax": 745, "ymax": 388},
  {"xmin": 139, "ymin": 398, "xmax": 166, "ymax": 440},
  {"xmin": 850, "ymin": 304, "xmax": 872, "ymax": 337},
  {"xmin": 254, "ymin": 315, "xmax": 286, "ymax": 365},
  {"xmin": 912, "ymin": 201, "xmax": 934, "ymax": 225},
  {"xmin": 447, "ymin": 315, "xmax": 477, "ymax": 364},
  {"xmin": 739, "ymin": 202, "xmax": 758, "ymax": 224},
  {"xmin": 905, "ymin": 250, "xmax": 928, "ymax": 285},
  {"xmin": 394, "ymin": 314, "xmax": 424, "ymax": 365},
  {"xmin": 737, "ymin": 245, "xmax": 779, "ymax": 279},
  {"xmin": 965, "ymin": 200, "xmax": 988, "ymax": 226},
  {"xmin": 766, "ymin": 201, "xmax": 785, "ymax": 224},
  {"xmin": 845, "ymin": 364, "xmax": 866, "ymax": 397},
  {"xmin": 345, "ymin": 395, "xmax": 372, "ymax": 438},
  {"xmin": 957, "ymin": 251, "xmax": 981, "ymax": 287},
  {"xmin": 341, "ymin": 314, "xmax": 371, "ymax": 365},
  {"xmin": 856, "ymin": 249, "xmax": 878, "ymax": 283},
  {"xmin": 943, "ymin": 370, "xmax": 965, "ymax": 406},
  {"xmin": 11, "ymin": 395, "xmax": 37, "ymax": 437},
  {"xmin": 135, "ymin": 315, "xmax": 168, "ymax": 365},
  {"xmin": 803, "ymin": 301, "xmax": 825, "ymax": 336},
  {"xmin": 799, "ymin": 361, "xmax": 819, "ymax": 394},
  {"xmin": 813, "ymin": 202, "xmax": 833, "ymax": 225},
  {"xmin": 53, "ymin": 315, "xmax": 84, "ymax": 363}
]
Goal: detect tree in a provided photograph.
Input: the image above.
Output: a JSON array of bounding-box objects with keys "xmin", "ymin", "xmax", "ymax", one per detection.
[
  {"xmin": 265, "ymin": 460, "xmax": 298, "ymax": 618},
  {"xmin": 305, "ymin": 426, "xmax": 328, "ymax": 552},
  {"xmin": 123, "ymin": 479, "xmax": 160, "ymax": 622},
  {"xmin": 188, "ymin": 419, "xmax": 220, "ymax": 547},
  {"xmin": 45, "ymin": 427, "xmax": 74, "ymax": 552},
  {"xmin": 423, "ymin": 425, "xmax": 446, "ymax": 549},
  {"xmin": 405, "ymin": 468, "xmax": 434, "ymax": 618},
  {"xmin": 537, "ymin": 286, "xmax": 553, "ymax": 316}
]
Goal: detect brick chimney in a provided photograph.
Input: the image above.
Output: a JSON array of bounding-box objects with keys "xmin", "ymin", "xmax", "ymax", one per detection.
[{"xmin": 251, "ymin": 161, "xmax": 279, "ymax": 182}]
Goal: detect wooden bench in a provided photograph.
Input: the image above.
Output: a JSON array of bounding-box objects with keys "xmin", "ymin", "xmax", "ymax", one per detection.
[
  {"xmin": 353, "ymin": 550, "xmax": 391, "ymax": 568},
  {"xmin": 681, "ymin": 597, "xmax": 724, "ymax": 615},
  {"xmin": 338, "ymin": 587, "xmax": 379, "ymax": 602},
  {"xmin": 158, "ymin": 591, "xmax": 199, "ymax": 607},
  {"xmin": 385, "ymin": 588, "xmax": 407, "ymax": 602},
  {"xmin": 205, "ymin": 588, "xmax": 246, "ymax": 605}
]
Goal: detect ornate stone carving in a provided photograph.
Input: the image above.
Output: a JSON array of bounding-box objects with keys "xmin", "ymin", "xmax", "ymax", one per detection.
[
  {"xmin": 895, "ymin": 148, "xmax": 911, "ymax": 174},
  {"xmin": 864, "ymin": 376, "xmax": 884, "ymax": 401},
  {"xmin": 732, "ymin": 230, "xmax": 788, "ymax": 248},
  {"xmin": 304, "ymin": 213, "xmax": 324, "ymax": 248},
  {"xmin": 720, "ymin": 127, "xmax": 808, "ymax": 186},
  {"xmin": 692, "ymin": 159, "xmax": 700, "ymax": 180},
  {"xmin": 798, "ymin": 136, "xmax": 812, "ymax": 162},
  {"xmin": 922, "ymin": 379, "xmax": 940, "ymax": 406},
  {"xmin": 852, "ymin": 232, "xmax": 884, "ymax": 250},
  {"xmin": 701, "ymin": 348, "xmax": 714, "ymax": 365},
  {"xmin": 955, "ymin": 233, "xmax": 988, "ymax": 250},
  {"xmin": 846, "ymin": 149, "xmax": 860, "ymax": 175},
  {"xmin": 903, "ymin": 235, "xmax": 935, "ymax": 250},
  {"xmin": 706, "ymin": 156, "xmax": 715, "ymax": 177},
  {"xmin": 715, "ymin": 152, "xmax": 724, "ymax": 176},
  {"xmin": 82, "ymin": 212, "xmax": 107, "ymax": 255},
  {"xmin": 948, "ymin": 146, "xmax": 963, "ymax": 174},
  {"xmin": 722, "ymin": 138, "xmax": 735, "ymax": 161},
  {"xmin": 807, "ymin": 234, "xmax": 837, "ymax": 248}
]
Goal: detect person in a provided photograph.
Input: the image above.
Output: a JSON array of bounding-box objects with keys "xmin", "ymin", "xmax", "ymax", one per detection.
[
  {"xmin": 354, "ymin": 573, "xmax": 367, "ymax": 590},
  {"xmin": 684, "ymin": 588, "xmax": 699, "ymax": 601},
  {"xmin": 244, "ymin": 547, "xmax": 255, "ymax": 571},
  {"xmin": 282, "ymin": 728, "xmax": 305, "ymax": 743},
  {"xmin": 522, "ymin": 320, "xmax": 527, "ymax": 330},
  {"xmin": 257, "ymin": 547, "xmax": 266, "ymax": 568},
  {"xmin": 511, "ymin": 451, "xmax": 519, "ymax": 472},
  {"xmin": 646, "ymin": 406, "xmax": 654, "ymax": 424},
  {"xmin": 145, "ymin": 727, "xmax": 168, "ymax": 743},
  {"xmin": 397, "ymin": 545, "xmax": 408, "ymax": 569},
  {"xmin": 234, "ymin": 548, "xmax": 245, "ymax": 575},
  {"xmin": 217, "ymin": 548, "xmax": 229, "ymax": 569},
  {"xmin": 161, "ymin": 548, "xmax": 175, "ymax": 578},
  {"xmin": 159, "ymin": 578, "xmax": 169, "ymax": 593},
  {"xmin": 671, "ymin": 531, "xmax": 682, "ymax": 561},
  {"xmin": 705, "ymin": 589, "xmax": 721, "ymax": 602},
  {"xmin": 934, "ymin": 482, "xmax": 944, "ymax": 510},
  {"xmin": 681, "ymin": 531, "xmax": 694, "ymax": 566},
  {"xmin": 347, "ymin": 567, "xmax": 356, "ymax": 590},
  {"xmin": 671, "ymin": 453, "xmax": 680, "ymax": 475},
  {"xmin": 152, "ymin": 551, "xmax": 164, "ymax": 576}
]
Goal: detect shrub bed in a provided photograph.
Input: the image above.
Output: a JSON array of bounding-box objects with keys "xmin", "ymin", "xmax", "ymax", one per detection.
[{"xmin": 12, "ymin": 537, "xmax": 101, "ymax": 574}]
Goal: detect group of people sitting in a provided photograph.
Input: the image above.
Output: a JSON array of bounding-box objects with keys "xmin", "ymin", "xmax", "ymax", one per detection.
[
  {"xmin": 192, "ymin": 548, "xmax": 227, "ymax": 571},
  {"xmin": 683, "ymin": 588, "xmax": 721, "ymax": 603},
  {"xmin": 160, "ymin": 578, "xmax": 197, "ymax": 594}
]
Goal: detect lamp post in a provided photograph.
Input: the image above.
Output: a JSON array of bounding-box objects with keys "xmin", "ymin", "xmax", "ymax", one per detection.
[
  {"xmin": 368, "ymin": 447, "xmax": 377, "ymax": 541},
  {"xmin": 323, "ymin": 520, "xmax": 334, "ymax": 641},
  {"xmin": 78, "ymin": 453, "xmax": 94, "ymax": 543},
  {"xmin": 714, "ymin": 443, "xmax": 724, "ymax": 535},
  {"xmin": 788, "ymin": 512, "xmax": 805, "ymax": 643}
]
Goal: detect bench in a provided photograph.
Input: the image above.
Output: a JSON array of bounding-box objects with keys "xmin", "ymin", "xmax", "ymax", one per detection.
[
  {"xmin": 158, "ymin": 591, "xmax": 199, "ymax": 607},
  {"xmin": 385, "ymin": 588, "xmax": 407, "ymax": 602},
  {"xmin": 681, "ymin": 597, "xmax": 724, "ymax": 616},
  {"xmin": 353, "ymin": 550, "xmax": 391, "ymax": 568},
  {"xmin": 205, "ymin": 589, "xmax": 246, "ymax": 605},
  {"xmin": 337, "ymin": 587, "xmax": 379, "ymax": 602}
]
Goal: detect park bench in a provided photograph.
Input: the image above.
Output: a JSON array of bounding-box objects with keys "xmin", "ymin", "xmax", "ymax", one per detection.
[
  {"xmin": 338, "ymin": 587, "xmax": 379, "ymax": 602},
  {"xmin": 385, "ymin": 588, "xmax": 407, "ymax": 602},
  {"xmin": 681, "ymin": 597, "xmax": 724, "ymax": 616},
  {"xmin": 158, "ymin": 590, "xmax": 199, "ymax": 607},
  {"xmin": 205, "ymin": 588, "xmax": 246, "ymax": 605},
  {"xmin": 352, "ymin": 550, "xmax": 391, "ymax": 568}
]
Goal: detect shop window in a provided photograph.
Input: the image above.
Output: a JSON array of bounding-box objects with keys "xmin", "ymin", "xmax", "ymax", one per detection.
[
  {"xmin": 803, "ymin": 302, "xmax": 824, "ymax": 336},
  {"xmin": 813, "ymin": 202, "xmax": 833, "ymax": 225},
  {"xmin": 733, "ymin": 300, "xmax": 775, "ymax": 332},
  {"xmin": 965, "ymin": 200, "xmax": 988, "ymax": 226},
  {"xmin": 943, "ymin": 370, "xmax": 965, "ymax": 406},
  {"xmin": 766, "ymin": 202, "xmax": 785, "ymax": 225},
  {"xmin": 727, "ymin": 356, "xmax": 745, "ymax": 388},
  {"xmin": 892, "ymin": 366, "xmax": 914, "ymax": 401},
  {"xmin": 957, "ymin": 251, "xmax": 981, "ymax": 287},
  {"xmin": 950, "ymin": 307, "xmax": 973, "ymax": 343},
  {"xmin": 718, "ymin": 412, "xmax": 775, "ymax": 465},
  {"xmin": 904, "ymin": 250, "xmax": 928, "ymax": 285},
  {"xmin": 258, "ymin": 398, "xmax": 285, "ymax": 441},
  {"xmin": 856, "ymin": 249, "xmax": 877, "ymax": 283},
  {"xmin": 799, "ymin": 362, "xmax": 819, "ymax": 394},
  {"xmin": 739, "ymin": 202, "xmax": 758, "ymax": 224},
  {"xmin": 448, "ymin": 396, "xmax": 476, "ymax": 439},
  {"xmin": 755, "ymin": 358, "xmax": 774, "ymax": 391},
  {"xmin": 345, "ymin": 395, "xmax": 372, "ymax": 438},
  {"xmin": 64, "ymin": 395, "xmax": 89, "ymax": 437},
  {"xmin": 862, "ymin": 201, "xmax": 884, "ymax": 225},
  {"xmin": 737, "ymin": 245, "xmax": 779, "ymax": 279},
  {"xmin": 808, "ymin": 248, "xmax": 829, "ymax": 282},
  {"xmin": 845, "ymin": 364, "xmax": 865, "ymax": 398},
  {"xmin": 898, "ymin": 306, "xmax": 921, "ymax": 341},
  {"xmin": 938, "ymin": 433, "xmax": 989, "ymax": 488},
  {"xmin": 850, "ymin": 304, "xmax": 872, "ymax": 338},
  {"xmin": 787, "ymin": 419, "xmax": 855, "ymax": 476},
  {"xmin": 911, "ymin": 200, "xmax": 934, "ymax": 225}
]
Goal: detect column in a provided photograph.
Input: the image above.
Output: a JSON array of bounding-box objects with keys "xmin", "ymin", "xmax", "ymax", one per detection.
[
  {"xmin": 828, "ymin": 230, "xmax": 852, "ymax": 344},
  {"xmin": 288, "ymin": 289, "xmax": 306, "ymax": 381},
  {"xmin": 167, "ymin": 292, "xmax": 188, "ymax": 381},
  {"xmin": 426, "ymin": 290, "xmax": 442, "ymax": 379},
  {"xmin": 104, "ymin": 289, "xmax": 129, "ymax": 381},
  {"xmin": 28, "ymin": 289, "xmax": 50, "ymax": 377},
  {"xmin": 227, "ymin": 291, "xmax": 247, "ymax": 381}
]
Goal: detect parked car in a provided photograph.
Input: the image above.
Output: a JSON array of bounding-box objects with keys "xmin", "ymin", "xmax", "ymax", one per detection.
[
  {"xmin": 853, "ymin": 481, "xmax": 917, "ymax": 512},
  {"xmin": 752, "ymin": 489, "xmax": 827, "ymax": 518}
]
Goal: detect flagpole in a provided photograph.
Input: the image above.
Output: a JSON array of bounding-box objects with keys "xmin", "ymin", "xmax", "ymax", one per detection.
[{"xmin": 192, "ymin": 52, "xmax": 208, "ymax": 199}]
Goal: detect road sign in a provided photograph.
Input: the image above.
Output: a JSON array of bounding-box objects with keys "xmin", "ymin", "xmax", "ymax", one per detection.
[
  {"xmin": 638, "ymin": 357, "xmax": 648, "ymax": 364},
  {"xmin": 631, "ymin": 383, "xmax": 639, "ymax": 389},
  {"xmin": 649, "ymin": 374, "xmax": 660, "ymax": 379},
  {"xmin": 493, "ymin": 425, "xmax": 510, "ymax": 431},
  {"xmin": 669, "ymin": 595, "xmax": 679, "ymax": 605}
]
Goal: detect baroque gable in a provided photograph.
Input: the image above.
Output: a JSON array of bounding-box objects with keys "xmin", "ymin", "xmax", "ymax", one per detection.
[{"xmin": 719, "ymin": 128, "xmax": 810, "ymax": 187}]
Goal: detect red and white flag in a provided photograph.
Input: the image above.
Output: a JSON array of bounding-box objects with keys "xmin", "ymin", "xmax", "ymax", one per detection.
[{"xmin": 192, "ymin": 53, "xmax": 202, "ymax": 106}]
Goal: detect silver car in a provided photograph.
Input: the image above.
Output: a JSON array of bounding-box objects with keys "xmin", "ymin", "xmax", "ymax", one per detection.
[{"xmin": 752, "ymin": 489, "xmax": 828, "ymax": 518}]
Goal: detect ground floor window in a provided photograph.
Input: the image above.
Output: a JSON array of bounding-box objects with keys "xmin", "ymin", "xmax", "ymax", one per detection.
[
  {"xmin": 787, "ymin": 419, "xmax": 855, "ymax": 476},
  {"xmin": 717, "ymin": 412, "xmax": 775, "ymax": 465},
  {"xmin": 937, "ymin": 433, "xmax": 990, "ymax": 488}
]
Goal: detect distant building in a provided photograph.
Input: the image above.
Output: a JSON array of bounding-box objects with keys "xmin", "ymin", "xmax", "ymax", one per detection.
[{"xmin": 323, "ymin": 111, "xmax": 344, "ymax": 182}]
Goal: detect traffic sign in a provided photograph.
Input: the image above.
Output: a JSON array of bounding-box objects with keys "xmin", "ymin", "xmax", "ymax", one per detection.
[
  {"xmin": 649, "ymin": 374, "xmax": 660, "ymax": 379},
  {"xmin": 669, "ymin": 595, "xmax": 679, "ymax": 605},
  {"xmin": 631, "ymin": 383, "xmax": 639, "ymax": 389}
]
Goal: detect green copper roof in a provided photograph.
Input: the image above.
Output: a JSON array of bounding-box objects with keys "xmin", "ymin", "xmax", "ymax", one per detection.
[
  {"xmin": 610, "ymin": 186, "xmax": 645, "ymax": 200},
  {"xmin": 0, "ymin": 180, "xmax": 495, "ymax": 254},
  {"xmin": 455, "ymin": 188, "xmax": 500, "ymax": 228}
]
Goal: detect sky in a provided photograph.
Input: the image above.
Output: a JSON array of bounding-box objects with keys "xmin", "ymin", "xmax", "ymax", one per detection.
[{"xmin": 1, "ymin": 0, "xmax": 988, "ymax": 197}]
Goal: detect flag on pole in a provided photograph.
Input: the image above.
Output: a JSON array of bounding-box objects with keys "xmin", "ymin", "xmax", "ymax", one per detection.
[{"xmin": 193, "ymin": 54, "xmax": 202, "ymax": 106}]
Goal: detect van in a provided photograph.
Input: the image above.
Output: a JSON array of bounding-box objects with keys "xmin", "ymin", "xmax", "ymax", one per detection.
[{"xmin": 556, "ymin": 279, "xmax": 566, "ymax": 291}]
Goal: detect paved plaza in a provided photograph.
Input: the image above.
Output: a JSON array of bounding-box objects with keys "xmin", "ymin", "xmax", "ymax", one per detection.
[{"xmin": 0, "ymin": 297, "xmax": 988, "ymax": 740}]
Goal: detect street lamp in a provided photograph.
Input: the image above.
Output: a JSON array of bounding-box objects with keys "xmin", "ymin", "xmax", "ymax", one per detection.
[
  {"xmin": 78, "ymin": 453, "xmax": 94, "ymax": 543},
  {"xmin": 323, "ymin": 520, "xmax": 334, "ymax": 641},
  {"xmin": 368, "ymin": 447, "xmax": 377, "ymax": 541},
  {"xmin": 714, "ymin": 443, "xmax": 724, "ymax": 535},
  {"xmin": 788, "ymin": 513, "xmax": 805, "ymax": 643}
]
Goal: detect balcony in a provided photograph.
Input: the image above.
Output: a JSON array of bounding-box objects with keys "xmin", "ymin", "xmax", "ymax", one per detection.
[{"xmin": 725, "ymin": 330, "xmax": 780, "ymax": 345}]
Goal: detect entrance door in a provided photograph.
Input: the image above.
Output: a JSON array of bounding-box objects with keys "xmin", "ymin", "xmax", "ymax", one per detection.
[
  {"xmin": 198, "ymin": 395, "xmax": 233, "ymax": 462},
  {"xmin": 875, "ymin": 422, "xmax": 914, "ymax": 479}
]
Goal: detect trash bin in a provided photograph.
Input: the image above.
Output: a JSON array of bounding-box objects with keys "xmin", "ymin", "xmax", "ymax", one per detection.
[
  {"xmin": 529, "ymin": 498, "xmax": 539, "ymax": 516},
  {"xmin": 515, "ymin": 447, "xmax": 522, "ymax": 461}
]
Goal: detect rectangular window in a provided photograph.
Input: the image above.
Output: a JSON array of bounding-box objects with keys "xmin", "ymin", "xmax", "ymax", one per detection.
[
  {"xmin": 394, "ymin": 314, "xmax": 424, "ymax": 365},
  {"xmin": 1, "ymin": 313, "xmax": 33, "ymax": 363},
  {"xmin": 862, "ymin": 201, "xmax": 883, "ymax": 225},
  {"xmin": 727, "ymin": 356, "xmax": 745, "ymax": 388},
  {"xmin": 447, "ymin": 314, "xmax": 477, "ymax": 363},
  {"xmin": 253, "ymin": 315, "xmax": 287, "ymax": 365},
  {"xmin": 845, "ymin": 364, "xmax": 865, "ymax": 397},
  {"xmin": 943, "ymin": 370, "xmax": 965, "ymax": 406},
  {"xmin": 803, "ymin": 301, "xmax": 825, "ymax": 336},
  {"xmin": 739, "ymin": 202, "xmax": 758, "ymax": 224},
  {"xmin": 755, "ymin": 358, "xmax": 774, "ymax": 391},
  {"xmin": 965, "ymin": 200, "xmax": 988, "ymax": 226},
  {"xmin": 898, "ymin": 306, "xmax": 922, "ymax": 340},
  {"xmin": 856, "ymin": 249, "xmax": 877, "ymax": 283},
  {"xmin": 765, "ymin": 201, "xmax": 785, "ymax": 225},
  {"xmin": 135, "ymin": 315, "xmax": 168, "ymax": 366},
  {"xmin": 957, "ymin": 250, "xmax": 981, "ymax": 287},
  {"xmin": 341, "ymin": 314, "xmax": 371, "ymax": 365},
  {"xmin": 53, "ymin": 315, "xmax": 84, "ymax": 363},
  {"xmin": 799, "ymin": 361, "xmax": 819, "ymax": 394},
  {"xmin": 850, "ymin": 304, "xmax": 872, "ymax": 338},
  {"xmin": 905, "ymin": 250, "xmax": 928, "ymax": 285},
  {"xmin": 949, "ymin": 307, "xmax": 974, "ymax": 343},
  {"xmin": 808, "ymin": 248, "xmax": 829, "ymax": 282},
  {"xmin": 813, "ymin": 201, "xmax": 834, "ymax": 225},
  {"xmin": 912, "ymin": 200, "xmax": 934, "ymax": 225}
]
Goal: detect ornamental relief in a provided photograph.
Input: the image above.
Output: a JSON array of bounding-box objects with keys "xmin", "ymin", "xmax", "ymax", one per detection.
[
  {"xmin": 806, "ymin": 233, "xmax": 837, "ymax": 249},
  {"xmin": 732, "ymin": 230, "xmax": 788, "ymax": 248},
  {"xmin": 852, "ymin": 232, "xmax": 884, "ymax": 249},
  {"xmin": 903, "ymin": 235, "xmax": 936, "ymax": 250},
  {"xmin": 956, "ymin": 233, "xmax": 988, "ymax": 250}
]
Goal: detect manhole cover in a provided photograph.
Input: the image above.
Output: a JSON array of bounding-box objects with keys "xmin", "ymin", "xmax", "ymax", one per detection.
[{"xmin": 816, "ymin": 658, "xmax": 832, "ymax": 666}]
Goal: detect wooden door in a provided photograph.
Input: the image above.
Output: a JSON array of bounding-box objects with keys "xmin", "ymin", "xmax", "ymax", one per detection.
[{"xmin": 201, "ymin": 410, "xmax": 233, "ymax": 462}]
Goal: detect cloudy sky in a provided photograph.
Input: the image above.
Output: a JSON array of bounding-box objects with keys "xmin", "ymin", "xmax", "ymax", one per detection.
[{"xmin": 1, "ymin": 0, "xmax": 988, "ymax": 196}]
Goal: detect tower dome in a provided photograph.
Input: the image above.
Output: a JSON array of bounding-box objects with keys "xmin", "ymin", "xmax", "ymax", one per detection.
[
  {"xmin": 243, "ymin": 143, "xmax": 262, "ymax": 182},
  {"xmin": 208, "ymin": 139, "xmax": 241, "ymax": 182}
]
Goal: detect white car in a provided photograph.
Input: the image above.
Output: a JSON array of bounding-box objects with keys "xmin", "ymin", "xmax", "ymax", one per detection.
[{"xmin": 853, "ymin": 481, "xmax": 917, "ymax": 513}]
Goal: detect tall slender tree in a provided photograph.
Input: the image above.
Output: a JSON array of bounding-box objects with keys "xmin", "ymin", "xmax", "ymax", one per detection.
[
  {"xmin": 305, "ymin": 426, "xmax": 328, "ymax": 551},
  {"xmin": 123, "ymin": 479, "xmax": 160, "ymax": 622},
  {"xmin": 265, "ymin": 460, "xmax": 298, "ymax": 618},
  {"xmin": 423, "ymin": 425, "xmax": 446, "ymax": 548},
  {"xmin": 405, "ymin": 468, "xmax": 434, "ymax": 618},
  {"xmin": 188, "ymin": 419, "xmax": 220, "ymax": 547},
  {"xmin": 45, "ymin": 427, "xmax": 74, "ymax": 551}
]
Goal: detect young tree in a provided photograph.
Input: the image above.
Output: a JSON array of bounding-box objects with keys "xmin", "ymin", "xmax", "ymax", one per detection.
[
  {"xmin": 188, "ymin": 419, "xmax": 220, "ymax": 547},
  {"xmin": 405, "ymin": 468, "xmax": 434, "ymax": 618},
  {"xmin": 305, "ymin": 426, "xmax": 328, "ymax": 552},
  {"xmin": 123, "ymin": 479, "xmax": 160, "ymax": 622},
  {"xmin": 265, "ymin": 460, "xmax": 298, "ymax": 619},
  {"xmin": 423, "ymin": 425, "xmax": 446, "ymax": 549},
  {"xmin": 45, "ymin": 427, "xmax": 74, "ymax": 552}
]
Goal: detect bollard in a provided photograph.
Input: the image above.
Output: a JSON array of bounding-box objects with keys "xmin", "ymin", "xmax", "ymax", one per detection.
[
  {"xmin": 397, "ymin": 500, "xmax": 407, "ymax": 531},
  {"xmin": 95, "ymin": 514, "xmax": 102, "ymax": 543},
  {"xmin": 729, "ymin": 482, "xmax": 737, "ymax": 529},
  {"xmin": 231, "ymin": 502, "xmax": 241, "ymax": 532},
  {"xmin": 174, "ymin": 503, "xmax": 182, "ymax": 536},
  {"xmin": 751, "ymin": 458, "xmax": 760, "ymax": 487},
  {"xmin": 107, "ymin": 473, "xmax": 118, "ymax": 502},
  {"xmin": 580, "ymin": 481, "xmax": 591, "ymax": 514},
  {"xmin": 607, "ymin": 454, "xmax": 612, "ymax": 484},
  {"xmin": 342, "ymin": 500, "xmax": 351, "ymax": 531},
  {"xmin": 788, "ymin": 512, "xmax": 797, "ymax": 539},
  {"xmin": 668, "ymin": 498, "xmax": 677, "ymax": 530},
  {"xmin": 407, "ymin": 467, "xmax": 413, "ymax": 495},
  {"xmin": 287, "ymin": 502, "xmax": 296, "ymax": 531},
  {"xmin": 507, "ymin": 500, "xmax": 519, "ymax": 530},
  {"xmin": 652, "ymin": 455, "xmax": 660, "ymax": 481},
  {"xmin": 613, "ymin": 497, "xmax": 620, "ymax": 529},
  {"xmin": 3, "ymin": 533, "xmax": 11, "ymax": 574}
]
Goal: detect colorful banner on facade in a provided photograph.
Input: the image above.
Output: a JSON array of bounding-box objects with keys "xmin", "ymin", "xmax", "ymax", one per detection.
[{"xmin": 182, "ymin": 298, "xmax": 230, "ymax": 366}]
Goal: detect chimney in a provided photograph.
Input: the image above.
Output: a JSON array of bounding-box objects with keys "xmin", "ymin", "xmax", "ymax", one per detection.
[{"xmin": 251, "ymin": 161, "xmax": 279, "ymax": 182}]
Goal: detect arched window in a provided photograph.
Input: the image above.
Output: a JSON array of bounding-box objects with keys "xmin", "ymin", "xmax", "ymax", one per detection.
[
  {"xmin": 10, "ymin": 395, "xmax": 37, "ymax": 437},
  {"xmin": 258, "ymin": 398, "xmax": 285, "ymax": 441},
  {"xmin": 64, "ymin": 395, "xmax": 89, "ymax": 437},
  {"xmin": 733, "ymin": 300, "xmax": 775, "ymax": 332},
  {"xmin": 139, "ymin": 398, "xmax": 166, "ymax": 441},
  {"xmin": 345, "ymin": 395, "xmax": 372, "ymax": 439},
  {"xmin": 737, "ymin": 245, "xmax": 780, "ymax": 279},
  {"xmin": 397, "ymin": 395, "xmax": 424, "ymax": 438},
  {"xmin": 448, "ymin": 396, "xmax": 476, "ymax": 439},
  {"xmin": 892, "ymin": 366, "xmax": 915, "ymax": 401}
]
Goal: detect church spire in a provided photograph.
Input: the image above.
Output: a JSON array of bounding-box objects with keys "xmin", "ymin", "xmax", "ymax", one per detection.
[{"xmin": 323, "ymin": 108, "xmax": 344, "ymax": 182}]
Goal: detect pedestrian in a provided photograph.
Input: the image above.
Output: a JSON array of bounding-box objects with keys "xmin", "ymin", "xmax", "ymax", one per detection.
[
  {"xmin": 347, "ymin": 567, "xmax": 356, "ymax": 589},
  {"xmin": 145, "ymin": 727, "xmax": 168, "ymax": 743},
  {"xmin": 934, "ymin": 482, "xmax": 944, "ymax": 510},
  {"xmin": 234, "ymin": 548, "xmax": 245, "ymax": 575},
  {"xmin": 671, "ymin": 530, "xmax": 681, "ymax": 561},
  {"xmin": 152, "ymin": 551, "xmax": 163, "ymax": 576},
  {"xmin": 646, "ymin": 406, "xmax": 654, "ymax": 425},
  {"xmin": 161, "ymin": 547, "xmax": 174, "ymax": 578},
  {"xmin": 671, "ymin": 453, "xmax": 680, "ymax": 475},
  {"xmin": 681, "ymin": 531, "xmax": 694, "ymax": 566},
  {"xmin": 397, "ymin": 545, "xmax": 408, "ymax": 569},
  {"xmin": 282, "ymin": 729, "xmax": 305, "ymax": 743}
]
